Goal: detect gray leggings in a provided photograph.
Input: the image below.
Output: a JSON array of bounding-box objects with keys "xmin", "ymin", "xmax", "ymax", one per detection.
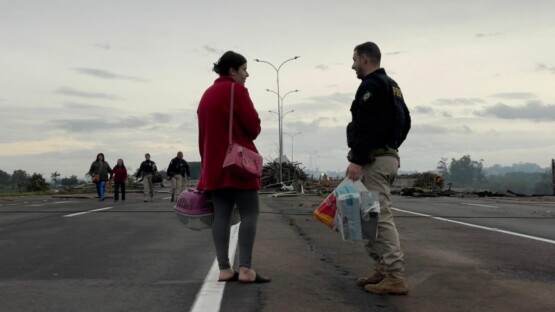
[{"xmin": 210, "ymin": 189, "xmax": 259, "ymax": 269}]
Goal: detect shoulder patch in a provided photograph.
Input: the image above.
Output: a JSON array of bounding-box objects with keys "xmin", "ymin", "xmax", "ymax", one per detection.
[{"xmin": 363, "ymin": 91, "xmax": 372, "ymax": 101}]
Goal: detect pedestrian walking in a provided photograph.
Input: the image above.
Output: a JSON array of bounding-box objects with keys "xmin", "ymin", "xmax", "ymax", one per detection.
[
  {"xmin": 110, "ymin": 158, "xmax": 128, "ymax": 202},
  {"xmin": 89, "ymin": 153, "xmax": 112, "ymax": 201},
  {"xmin": 136, "ymin": 153, "xmax": 157, "ymax": 202},
  {"xmin": 167, "ymin": 151, "xmax": 190, "ymax": 202}
]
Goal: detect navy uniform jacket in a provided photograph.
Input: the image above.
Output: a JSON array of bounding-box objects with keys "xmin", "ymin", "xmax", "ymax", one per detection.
[
  {"xmin": 136, "ymin": 160, "xmax": 157, "ymax": 177},
  {"xmin": 167, "ymin": 157, "xmax": 190, "ymax": 177},
  {"xmin": 347, "ymin": 68, "xmax": 411, "ymax": 166}
]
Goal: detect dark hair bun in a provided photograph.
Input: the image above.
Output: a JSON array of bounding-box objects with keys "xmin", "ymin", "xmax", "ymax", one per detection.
[{"xmin": 212, "ymin": 51, "xmax": 247, "ymax": 76}]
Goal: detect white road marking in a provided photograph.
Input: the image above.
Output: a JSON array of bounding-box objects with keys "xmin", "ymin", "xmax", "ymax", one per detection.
[
  {"xmin": 53, "ymin": 201, "xmax": 78, "ymax": 204},
  {"xmin": 190, "ymin": 223, "xmax": 240, "ymax": 312},
  {"xmin": 25, "ymin": 204, "xmax": 44, "ymax": 207},
  {"xmin": 392, "ymin": 207, "xmax": 555, "ymax": 245},
  {"xmin": 461, "ymin": 203, "xmax": 498, "ymax": 208},
  {"xmin": 63, "ymin": 207, "xmax": 114, "ymax": 217}
]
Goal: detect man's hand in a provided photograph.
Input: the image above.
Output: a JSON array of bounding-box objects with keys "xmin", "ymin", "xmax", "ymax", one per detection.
[{"xmin": 345, "ymin": 163, "xmax": 363, "ymax": 181}]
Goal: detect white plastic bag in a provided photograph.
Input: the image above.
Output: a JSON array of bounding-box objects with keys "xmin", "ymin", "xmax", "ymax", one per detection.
[
  {"xmin": 335, "ymin": 181, "xmax": 362, "ymax": 241},
  {"xmin": 333, "ymin": 178, "xmax": 381, "ymax": 241}
]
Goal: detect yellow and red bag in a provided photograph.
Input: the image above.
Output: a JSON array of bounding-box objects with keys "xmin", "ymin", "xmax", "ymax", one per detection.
[{"xmin": 313, "ymin": 191, "xmax": 337, "ymax": 228}]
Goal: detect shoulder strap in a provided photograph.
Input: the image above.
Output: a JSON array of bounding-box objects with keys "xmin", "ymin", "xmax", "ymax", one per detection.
[{"xmin": 228, "ymin": 83, "xmax": 235, "ymax": 146}]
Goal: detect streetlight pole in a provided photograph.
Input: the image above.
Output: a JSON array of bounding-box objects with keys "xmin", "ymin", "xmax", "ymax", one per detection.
[
  {"xmin": 283, "ymin": 131, "xmax": 301, "ymax": 162},
  {"xmin": 255, "ymin": 56, "xmax": 300, "ymax": 183}
]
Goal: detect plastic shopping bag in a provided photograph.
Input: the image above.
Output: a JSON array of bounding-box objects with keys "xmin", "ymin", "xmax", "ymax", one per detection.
[
  {"xmin": 313, "ymin": 191, "xmax": 337, "ymax": 228},
  {"xmin": 334, "ymin": 178, "xmax": 381, "ymax": 241},
  {"xmin": 334, "ymin": 182, "xmax": 363, "ymax": 241},
  {"xmin": 314, "ymin": 178, "xmax": 354, "ymax": 228},
  {"xmin": 361, "ymin": 190, "xmax": 380, "ymax": 240}
]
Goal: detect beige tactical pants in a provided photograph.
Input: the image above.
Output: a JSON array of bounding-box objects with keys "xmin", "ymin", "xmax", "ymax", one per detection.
[
  {"xmin": 171, "ymin": 175, "xmax": 187, "ymax": 197},
  {"xmin": 142, "ymin": 174, "xmax": 154, "ymax": 199},
  {"xmin": 361, "ymin": 155, "xmax": 405, "ymax": 272}
]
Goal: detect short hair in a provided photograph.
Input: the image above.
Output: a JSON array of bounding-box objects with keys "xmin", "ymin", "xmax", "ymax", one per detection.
[
  {"xmin": 354, "ymin": 42, "xmax": 381, "ymax": 65},
  {"xmin": 213, "ymin": 51, "xmax": 247, "ymax": 76},
  {"xmin": 145, "ymin": 153, "xmax": 150, "ymax": 157}
]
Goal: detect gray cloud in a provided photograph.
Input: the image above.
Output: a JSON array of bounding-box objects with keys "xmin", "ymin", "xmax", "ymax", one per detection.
[
  {"xmin": 434, "ymin": 98, "xmax": 485, "ymax": 106},
  {"xmin": 315, "ymin": 64, "xmax": 329, "ymax": 71},
  {"xmin": 308, "ymin": 92, "xmax": 352, "ymax": 104},
  {"xmin": 62, "ymin": 102, "xmax": 102, "ymax": 110},
  {"xmin": 151, "ymin": 112, "xmax": 172, "ymax": 123},
  {"xmin": 386, "ymin": 51, "xmax": 404, "ymax": 56},
  {"xmin": 411, "ymin": 124, "xmax": 473, "ymax": 135},
  {"xmin": 477, "ymin": 101, "xmax": 555, "ymax": 121},
  {"xmin": 442, "ymin": 112, "xmax": 453, "ymax": 118},
  {"xmin": 475, "ymin": 32, "xmax": 502, "ymax": 38},
  {"xmin": 536, "ymin": 63, "xmax": 555, "ymax": 74},
  {"xmin": 415, "ymin": 106, "xmax": 433, "ymax": 114},
  {"xmin": 52, "ymin": 113, "xmax": 175, "ymax": 132},
  {"xmin": 93, "ymin": 42, "xmax": 111, "ymax": 50},
  {"xmin": 203, "ymin": 45, "xmax": 223, "ymax": 55},
  {"xmin": 490, "ymin": 92, "xmax": 536, "ymax": 100},
  {"xmin": 55, "ymin": 87, "xmax": 123, "ymax": 100},
  {"xmin": 72, "ymin": 68, "xmax": 149, "ymax": 82}
]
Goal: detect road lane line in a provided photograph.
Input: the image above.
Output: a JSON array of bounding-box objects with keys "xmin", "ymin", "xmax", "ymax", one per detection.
[
  {"xmin": 461, "ymin": 203, "xmax": 498, "ymax": 208},
  {"xmin": 53, "ymin": 201, "xmax": 78, "ymax": 204},
  {"xmin": 190, "ymin": 223, "xmax": 240, "ymax": 312},
  {"xmin": 392, "ymin": 207, "xmax": 555, "ymax": 245},
  {"xmin": 63, "ymin": 207, "xmax": 114, "ymax": 218}
]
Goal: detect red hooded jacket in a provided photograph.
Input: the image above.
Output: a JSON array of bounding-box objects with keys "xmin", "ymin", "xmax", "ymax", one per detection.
[{"xmin": 197, "ymin": 76, "xmax": 261, "ymax": 191}]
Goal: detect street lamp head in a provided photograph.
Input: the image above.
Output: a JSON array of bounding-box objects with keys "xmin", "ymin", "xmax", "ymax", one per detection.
[
  {"xmin": 254, "ymin": 59, "xmax": 260, "ymax": 62},
  {"xmin": 294, "ymin": 56, "xmax": 300, "ymax": 59}
]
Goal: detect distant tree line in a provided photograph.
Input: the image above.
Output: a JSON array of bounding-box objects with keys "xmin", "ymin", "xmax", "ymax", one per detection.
[
  {"xmin": 437, "ymin": 155, "xmax": 553, "ymax": 195},
  {"xmin": 0, "ymin": 169, "xmax": 50, "ymax": 192}
]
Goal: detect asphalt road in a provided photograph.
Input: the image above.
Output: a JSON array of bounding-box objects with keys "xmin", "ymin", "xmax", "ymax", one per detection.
[
  {"xmin": 0, "ymin": 193, "xmax": 213, "ymax": 312},
  {"xmin": 1, "ymin": 193, "xmax": 554, "ymax": 312}
]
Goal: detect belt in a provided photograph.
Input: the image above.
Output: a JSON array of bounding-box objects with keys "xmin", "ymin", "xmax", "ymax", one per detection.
[{"xmin": 369, "ymin": 147, "xmax": 399, "ymax": 161}]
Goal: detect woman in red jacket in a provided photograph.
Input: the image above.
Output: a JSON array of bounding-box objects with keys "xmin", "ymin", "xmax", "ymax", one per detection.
[
  {"xmin": 110, "ymin": 158, "xmax": 128, "ymax": 202},
  {"xmin": 197, "ymin": 51, "xmax": 269, "ymax": 284}
]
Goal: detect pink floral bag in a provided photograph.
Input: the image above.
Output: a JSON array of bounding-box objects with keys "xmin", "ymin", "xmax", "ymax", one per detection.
[{"xmin": 222, "ymin": 83, "xmax": 263, "ymax": 178}]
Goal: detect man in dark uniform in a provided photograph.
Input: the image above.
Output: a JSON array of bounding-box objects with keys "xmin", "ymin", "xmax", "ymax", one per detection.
[
  {"xmin": 136, "ymin": 153, "xmax": 158, "ymax": 202},
  {"xmin": 346, "ymin": 42, "xmax": 411, "ymax": 295},
  {"xmin": 167, "ymin": 151, "xmax": 191, "ymax": 202}
]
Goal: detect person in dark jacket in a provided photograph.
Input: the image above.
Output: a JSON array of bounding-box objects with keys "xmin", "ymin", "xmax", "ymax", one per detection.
[
  {"xmin": 136, "ymin": 153, "xmax": 157, "ymax": 202},
  {"xmin": 346, "ymin": 42, "xmax": 411, "ymax": 295},
  {"xmin": 89, "ymin": 153, "xmax": 112, "ymax": 201},
  {"xmin": 197, "ymin": 51, "xmax": 269, "ymax": 284},
  {"xmin": 167, "ymin": 151, "xmax": 190, "ymax": 202},
  {"xmin": 110, "ymin": 158, "xmax": 128, "ymax": 202}
]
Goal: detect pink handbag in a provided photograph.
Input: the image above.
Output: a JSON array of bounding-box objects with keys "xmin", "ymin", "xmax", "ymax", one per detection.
[{"xmin": 222, "ymin": 83, "xmax": 263, "ymax": 178}]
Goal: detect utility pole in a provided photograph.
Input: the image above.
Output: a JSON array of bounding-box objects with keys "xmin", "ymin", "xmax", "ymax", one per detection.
[
  {"xmin": 255, "ymin": 56, "xmax": 300, "ymax": 183},
  {"xmin": 552, "ymin": 159, "xmax": 555, "ymax": 195}
]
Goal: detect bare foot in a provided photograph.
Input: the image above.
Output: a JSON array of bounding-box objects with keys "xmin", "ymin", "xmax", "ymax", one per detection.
[
  {"xmin": 218, "ymin": 268, "xmax": 235, "ymax": 281},
  {"xmin": 238, "ymin": 267, "xmax": 271, "ymax": 283},
  {"xmin": 238, "ymin": 267, "xmax": 256, "ymax": 282}
]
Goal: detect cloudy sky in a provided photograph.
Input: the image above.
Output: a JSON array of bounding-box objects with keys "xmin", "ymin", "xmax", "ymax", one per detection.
[{"xmin": 1, "ymin": 0, "xmax": 555, "ymax": 178}]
